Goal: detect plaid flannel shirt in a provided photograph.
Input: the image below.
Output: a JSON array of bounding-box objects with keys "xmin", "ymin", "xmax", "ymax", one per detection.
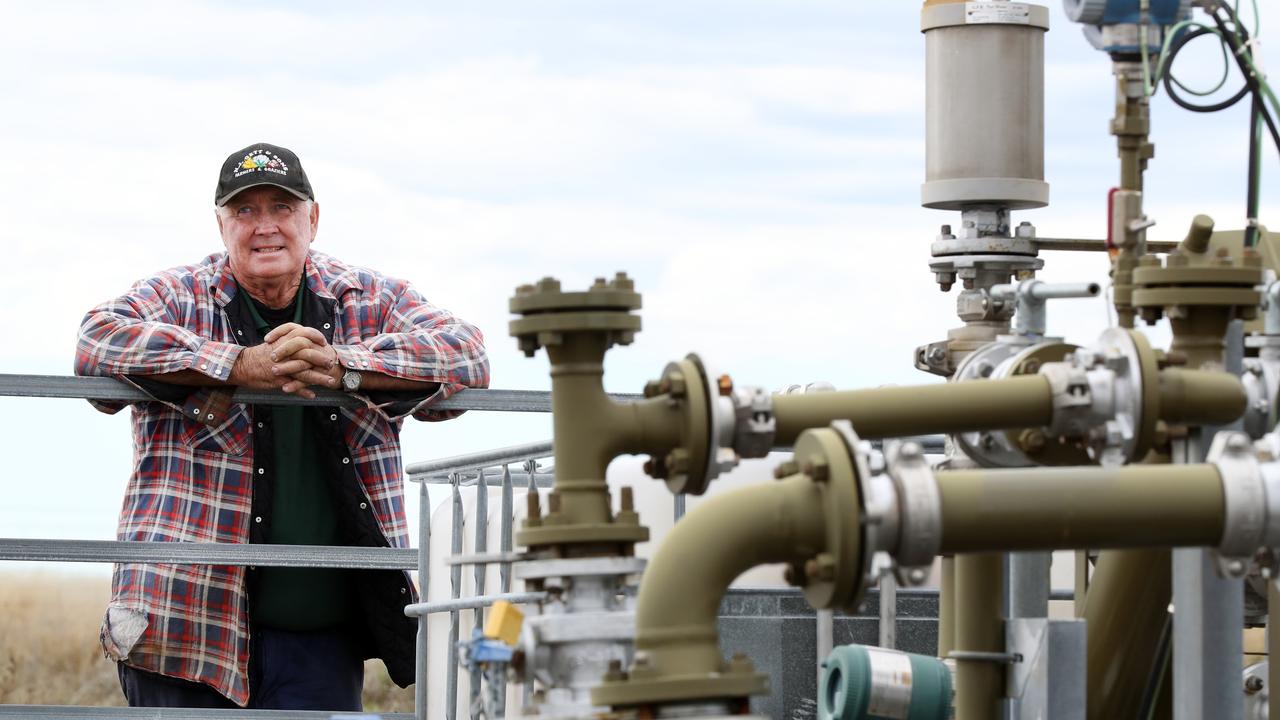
[{"xmin": 74, "ymin": 250, "xmax": 489, "ymax": 705}]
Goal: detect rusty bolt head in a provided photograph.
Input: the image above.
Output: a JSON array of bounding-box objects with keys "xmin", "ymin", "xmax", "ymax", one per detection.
[
  {"xmin": 515, "ymin": 283, "xmax": 535, "ymax": 295},
  {"xmin": 612, "ymin": 272, "xmax": 634, "ymax": 290},
  {"xmin": 517, "ymin": 337, "xmax": 540, "ymax": 358},
  {"xmin": 802, "ymin": 460, "xmax": 829, "ymax": 482},
  {"xmin": 806, "ymin": 554, "xmax": 836, "ymax": 582},
  {"xmin": 1018, "ymin": 429, "xmax": 1047, "ymax": 454},
  {"xmin": 717, "ymin": 374, "xmax": 734, "ymax": 397},
  {"xmin": 1244, "ymin": 248, "xmax": 1263, "ymax": 268},
  {"xmin": 536, "ymin": 277, "xmax": 562, "ymax": 293},
  {"xmin": 643, "ymin": 380, "xmax": 663, "ymax": 398},
  {"xmin": 592, "ymin": 276, "xmax": 608, "ymax": 289}
]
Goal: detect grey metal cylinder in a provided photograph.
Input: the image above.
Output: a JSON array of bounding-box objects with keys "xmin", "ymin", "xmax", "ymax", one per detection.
[{"xmin": 921, "ymin": 3, "xmax": 1050, "ymax": 210}]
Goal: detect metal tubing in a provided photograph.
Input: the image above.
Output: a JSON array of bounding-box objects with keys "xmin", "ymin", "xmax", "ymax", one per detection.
[
  {"xmin": 446, "ymin": 475, "xmax": 463, "ymax": 720},
  {"xmin": 500, "ymin": 465, "xmax": 513, "ymax": 593},
  {"xmin": 405, "ymin": 592, "xmax": 549, "ymax": 617},
  {"xmin": 1084, "ymin": 550, "xmax": 1172, "ymax": 720},
  {"xmin": 878, "ymin": 574, "xmax": 897, "ymax": 649},
  {"xmin": 415, "ymin": 479, "xmax": 431, "ymax": 720},
  {"xmin": 1157, "ymin": 368, "xmax": 1248, "ymax": 426},
  {"xmin": 1007, "ymin": 552, "xmax": 1049, "ymax": 619},
  {"xmin": 0, "ymin": 537, "xmax": 415, "ymax": 569},
  {"xmin": 938, "ymin": 556, "xmax": 955, "ymax": 657},
  {"xmin": 631, "ymin": 476, "xmax": 827, "ymax": 679},
  {"xmin": 954, "ymin": 553, "xmax": 1004, "ymax": 720},
  {"xmin": 0, "ymin": 373, "xmax": 641, "ymax": 412},
  {"xmin": 1032, "ymin": 237, "xmax": 1178, "ymax": 253},
  {"xmin": 407, "ymin": 440, "xmax": 553, "ymax": 478},
  {"xmin": 772, "ymin": 374, "xmax": 1054, "ymax": 446},
  {"xmin": 544, "ymin": 333, "xmax": 683, "ymax": 527},
  {"xmin": 935, "ymin": 464, "xmax": 1225, "ymax": 553}
]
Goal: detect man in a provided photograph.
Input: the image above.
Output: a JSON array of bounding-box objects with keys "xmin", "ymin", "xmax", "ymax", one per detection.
[{"xmin": 74, "ymin": 142, "xmax": 490, "ymax": 710}]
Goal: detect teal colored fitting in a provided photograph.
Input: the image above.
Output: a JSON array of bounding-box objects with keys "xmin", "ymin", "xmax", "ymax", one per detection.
[{"xmin": 820, "ymin": 645, "xmax": 953, "ymax": 720}]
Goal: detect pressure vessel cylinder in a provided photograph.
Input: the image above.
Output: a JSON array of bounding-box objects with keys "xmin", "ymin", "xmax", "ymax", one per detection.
[
  {"xmin": 921, "ymin": 1, "xmax": 1050, "ymax": 210},
  {"xmin": 820, "ymin": 645, "xmax": 954, "ymax": 720}
]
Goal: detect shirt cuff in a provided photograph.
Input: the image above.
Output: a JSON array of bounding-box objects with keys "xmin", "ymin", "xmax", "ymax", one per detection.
[
  {"xmin": 333, "ymin": 344, "xmax": 382, "ymax": 376},
  {"xmin": 191, "ymin": 340, "xmax": 243, "ymax": 382}
]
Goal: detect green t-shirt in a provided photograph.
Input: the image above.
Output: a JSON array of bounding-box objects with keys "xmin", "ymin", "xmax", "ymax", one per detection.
[{"xmin": 238, "ymin": 286, "xmax": 352, "ymax": 631}]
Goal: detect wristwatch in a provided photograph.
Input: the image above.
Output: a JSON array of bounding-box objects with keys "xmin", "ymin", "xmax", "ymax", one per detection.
[{"xmin": 341, "ymin": 369, "xmax": 363, "ymax": 393}]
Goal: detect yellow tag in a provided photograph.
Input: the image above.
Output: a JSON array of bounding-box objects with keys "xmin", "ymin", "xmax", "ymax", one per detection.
[{"xmin": 484, "ymin": 600, "xmax": 524, "ymax": 646}]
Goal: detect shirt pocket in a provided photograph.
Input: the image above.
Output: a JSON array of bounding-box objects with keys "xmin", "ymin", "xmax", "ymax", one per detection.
[
  {"xmin": 339, "ymin": 406, "xmax": 394, "ymax": 448},
  {"xmin": 180, "ymin": 405, "xmax": 251, "ymax": 455}
]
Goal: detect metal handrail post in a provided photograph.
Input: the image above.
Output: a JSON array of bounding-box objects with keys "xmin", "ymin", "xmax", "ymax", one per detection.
[
  {"xmin": 415, "ymin": 477, "xmax": 431, "ymax": 720},
  {"xmin": 470, "ymin": 471, "xmax": 489, "ymax": 715},
  {"xmin": 446, "ymin": 473, "xmax": 464, "ymax": 720}
]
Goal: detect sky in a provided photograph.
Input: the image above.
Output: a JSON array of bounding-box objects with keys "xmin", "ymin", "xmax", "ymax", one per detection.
[{"xmin": 0, "ymin": 1, "xmax": 1274, "ymax": 573}]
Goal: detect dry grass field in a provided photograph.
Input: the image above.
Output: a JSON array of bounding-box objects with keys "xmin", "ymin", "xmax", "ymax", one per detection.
[{"xmin": 0, "ymin": 572, "xmax": 413, "ymax": 711}]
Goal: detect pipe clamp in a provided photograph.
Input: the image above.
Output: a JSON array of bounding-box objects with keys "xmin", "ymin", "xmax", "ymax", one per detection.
[
  {"xmin": 885, "ymin": 440, "xmax": 941, "ymax": 583},
  {"xmin": 1208, "ymin": 431, "xmax": 1268, "ymax": 578}
]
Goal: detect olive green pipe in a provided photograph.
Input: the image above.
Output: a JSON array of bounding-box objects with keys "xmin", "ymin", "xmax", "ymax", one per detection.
[
  {"xmin": 937, "ymin": 556, "xmax": 955, "ymax": 657},
  {"xmin": 1157, "ymin": 367, "xmax": 1247, "ymax": 425},
  {"xmin": 771, "ymin": 374, "xmax": 1054, "ymax": 446},
  {"xmin": 546, "ymin": 333, "xmax": 685, "ymax": 525},
  {"xmin": 935, "ymin": 464, "xmax": 1224, "ymax": 553},
  {"xmin": 1084, "ymin": 549, "xmax": 1172, "ymax": 720},
  {"xmin": 954, "ymin": 553, "xmax": 1003, "ymax": 720},
  {"xmin": 630, "ymin": 475, "xmax": 827, "ymax": 678}
]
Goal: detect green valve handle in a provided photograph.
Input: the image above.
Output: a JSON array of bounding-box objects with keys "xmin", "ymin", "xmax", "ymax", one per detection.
[{"xmin": 820, "ymin": 645, "xmax": 953, "ymax": 720}]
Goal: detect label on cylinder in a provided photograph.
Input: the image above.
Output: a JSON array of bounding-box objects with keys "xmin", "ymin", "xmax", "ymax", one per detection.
[
  {"xmin": 964, "ymin": 1, "xmax": 1031, "ymax": 24},
  {"xmin": 865, "ymin": 648, "xmax": 914, "ymax": 718}
]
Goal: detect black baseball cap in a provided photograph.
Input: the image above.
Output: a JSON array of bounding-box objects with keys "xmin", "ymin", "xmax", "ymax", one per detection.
[{"xmin": 215, "ymin": 142, "xmax": 314, "ymax": 207}]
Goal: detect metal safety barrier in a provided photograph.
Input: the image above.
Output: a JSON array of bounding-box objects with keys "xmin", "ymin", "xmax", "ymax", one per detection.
[{"xmin": 0, "ymin": 374, "xmax": 956, "ymax": 720}]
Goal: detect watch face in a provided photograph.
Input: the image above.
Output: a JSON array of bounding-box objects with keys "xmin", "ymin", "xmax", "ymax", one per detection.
[{"xmin": 342, "ymin": 370, "xmax": 361, "ymax": 392}]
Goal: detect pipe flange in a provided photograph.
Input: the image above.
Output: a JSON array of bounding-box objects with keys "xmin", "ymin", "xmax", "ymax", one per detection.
[
  {"xmin": 689, "ymin": 354, "xmax": 741, "ymax": 490},
  {"xmin": 1041, "ymin": 328, "xmax": 1157, "ymax": 466},
  {"xmin": 1208, "ymin": 431, "xmax": 1268, "ymax": 578},
  {"xmin": 509, "ymin": 274, "xmax": 642, "ymax": 356},
  {"xmin": 883, "ymin": 440, "xmax": 941, "ymax": 585},
  {"xmin": 644, "ymin": 356, "xmax": 713, "ymax": 495},
  {"xmin": 799, "ymin": 421, "xmax": 871, "ymax": 610},
  {"xmin": 1242, "ymin": 356, "xmax": 1280, "ymax": 440}
]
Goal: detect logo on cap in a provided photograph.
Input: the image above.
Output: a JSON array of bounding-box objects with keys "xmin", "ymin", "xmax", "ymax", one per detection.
[{"xmin": 233, "ymin": 150, "xmax": 290, "ymax": 179}]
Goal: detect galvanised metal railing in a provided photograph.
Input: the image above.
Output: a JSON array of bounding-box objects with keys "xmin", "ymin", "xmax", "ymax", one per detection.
[
  {"xmin": 0, "ymin": 374, "xmax": 602, "ymax": 720},
  {"xmin": 0, "ymin": 373, "xmax": 954, "ymax": 720}
]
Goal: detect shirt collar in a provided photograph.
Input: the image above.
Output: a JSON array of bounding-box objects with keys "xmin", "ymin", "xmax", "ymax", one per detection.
[{"xmin": 208, "ymin": 250, "xmax": 357, "ymax": 307}]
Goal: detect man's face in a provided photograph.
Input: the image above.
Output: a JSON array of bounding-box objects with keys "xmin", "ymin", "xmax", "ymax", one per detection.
[{"xmin": 216, "ymin": 186, "xmax": 319, "ymax": 287}]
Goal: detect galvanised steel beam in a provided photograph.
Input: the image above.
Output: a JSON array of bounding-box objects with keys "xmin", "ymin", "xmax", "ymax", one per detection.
[
  {"xmin": 0, "ymin": 708, "xmax": 412, "ymax": 719},
  {"xmin": 0, "ymin": 538, "xmax": 416, "ymax": 570},
  {"xmin": 0, "ymin": 373, "xmax": 640, "ymax": 413}
]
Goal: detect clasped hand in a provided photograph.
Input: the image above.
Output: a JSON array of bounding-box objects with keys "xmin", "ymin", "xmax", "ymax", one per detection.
[{"xmin": 231, "ymin": 323, "xmax": 344, "ymax": 399}]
